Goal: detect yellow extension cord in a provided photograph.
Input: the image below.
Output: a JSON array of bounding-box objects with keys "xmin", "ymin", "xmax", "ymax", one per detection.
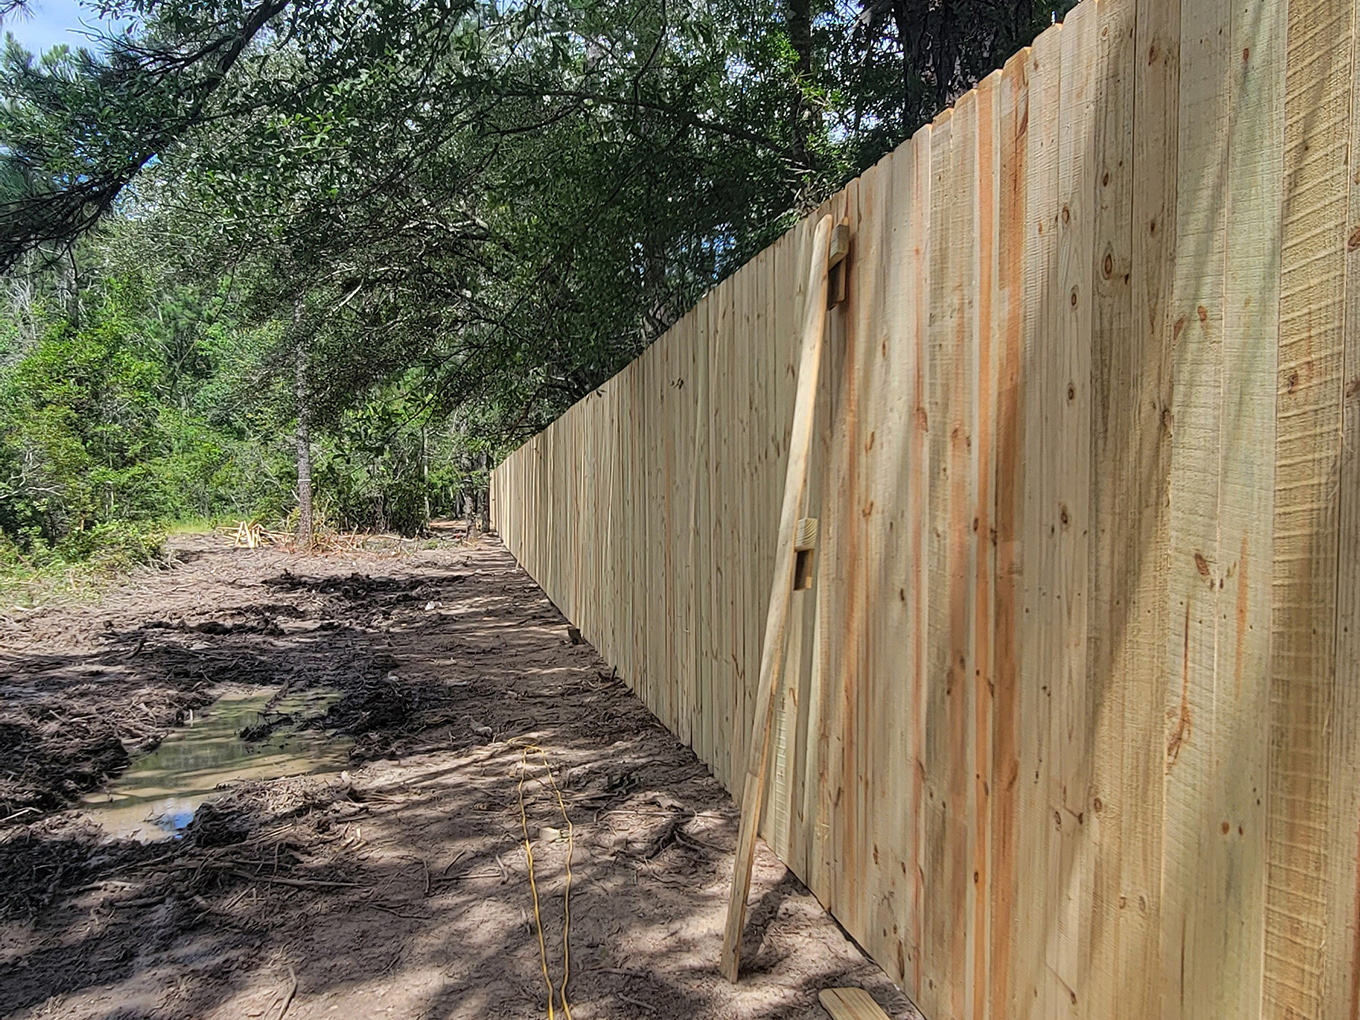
[{"xmin": 515, "ymin": 742, "xmax": 575, "ymax": 1020}]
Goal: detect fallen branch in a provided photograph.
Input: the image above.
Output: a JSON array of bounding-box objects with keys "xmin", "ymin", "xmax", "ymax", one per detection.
[
  {"xmin": 274, "ymin": 965, "xmax": 298, "ymax": 1020},
  {"xmin": 369, "ymin": 901, "xmax": 432, "ymax": 920},
  {"xmin": 226, "ymin": 870, "xmax": 358, "ymax": 889}
]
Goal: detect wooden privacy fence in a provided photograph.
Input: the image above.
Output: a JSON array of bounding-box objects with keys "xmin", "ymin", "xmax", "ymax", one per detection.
[{"xmin": 492, "ymin": 0, "xmax": 1360, "ymax": 1016}]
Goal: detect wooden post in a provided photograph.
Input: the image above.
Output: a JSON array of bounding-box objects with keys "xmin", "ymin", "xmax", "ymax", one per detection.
[{"xmin": 719, "ymin": 213, "xmax": 835, "ymax": 982}]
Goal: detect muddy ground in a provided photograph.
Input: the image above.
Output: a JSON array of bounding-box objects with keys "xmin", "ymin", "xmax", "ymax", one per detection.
[{"xmin": 0, "ymin": 530, "xmax": 916, "ymax": 1020}]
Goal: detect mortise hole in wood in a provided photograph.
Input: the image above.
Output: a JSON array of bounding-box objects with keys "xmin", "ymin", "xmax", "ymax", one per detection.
[
  {"xmin": 827, "ymin": 221, "xmax": 851, "ymax": 307},
  {"xmin": 793, "ymin": 516, "xmax": 819, "ymax": 590},
  {"xmin": 827, "ymin": 262, "xmax": 847, "ymax": 307}
]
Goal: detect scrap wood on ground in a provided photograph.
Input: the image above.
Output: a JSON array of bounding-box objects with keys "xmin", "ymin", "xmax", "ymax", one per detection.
[{"xmin": 0, "ymin": 532, "xmax": 917, "ymax": 1020}]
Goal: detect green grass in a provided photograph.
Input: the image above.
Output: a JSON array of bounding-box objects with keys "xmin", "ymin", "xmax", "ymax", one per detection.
[
  {"xmin": 163, "ymin": 516, "xmax": 233, "ymax": 536},
  {"xmin": 0, "ymin": 521, "xmax": 169, "ymax": 608}
]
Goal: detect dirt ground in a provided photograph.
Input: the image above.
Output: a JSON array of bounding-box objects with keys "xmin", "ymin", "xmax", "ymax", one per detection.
[{"xmin": 0, "ymin": 530, "xmax": 917, "ymax": 1020}]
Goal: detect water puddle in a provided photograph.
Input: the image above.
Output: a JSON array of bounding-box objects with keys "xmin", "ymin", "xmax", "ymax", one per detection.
[{"xmin": 82, "ymin": 686, "xmax": 352, "ymax": 841}]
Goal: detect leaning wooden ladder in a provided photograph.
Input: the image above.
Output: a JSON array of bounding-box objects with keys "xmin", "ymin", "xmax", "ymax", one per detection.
[{"xmin": 720, "ymin": 213, "xmax": 843, "ymax": 982}]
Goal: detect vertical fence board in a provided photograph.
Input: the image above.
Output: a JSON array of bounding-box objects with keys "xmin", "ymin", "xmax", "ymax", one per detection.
[
  {"xmin": 1162, "ymin": 0, "xmax": 1230, "ymax": 1016},
  {"xmin": 1016, "ymin": 22, "xmax": 1062, "ymax": 1020},
  {"xmin": 1085, "ymin": 0, "xmax": 1135, "ymax": 1013},
  {"xmin": 1328, "ymin": 8, "xmax": 1360, "ymax": 1019},
  {"xmin": 988, "ymin": 48, "xmax": 1029, "ymax": 1020},
  {"xmin": 1053, "ymin": 7, "xmax": 1098, "ymax": 1014},
  {"xmin": 906, "ymin": 122, "xmax": 933, "ymax": 997},
  {"xmin": 872, "ymin": 136, "xmax": 915, "ymax": 990},
  {"xmin": 971, "ymin": 70, "xmax": 1001, "ymax": 1020},
  {"xmin": 1206, "ymin": 0, "xmax": 1283, "ymax": 1012},
  {"xmin": 950, "ymin": 86, "xmax": 980, "ymax": 1020},
  {"xmin": 1263, "ymin": 0, "xmax": 1352, "ymax": 1015},
  {"xmin": 767, "ymin": 231, "xmax": 798, "ymax": 864},
  {"xmin": 922, "ymin": 106, "xmax": 957, "ymax": 1020},
  {"xmin": 854, "ymin": 153, "xmax": 895, "ymax": 975}
]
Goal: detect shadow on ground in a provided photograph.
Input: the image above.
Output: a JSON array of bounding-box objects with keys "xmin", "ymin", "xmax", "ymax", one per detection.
[{"xmin": 0, "ymin": 535, "xmax": 915, "ymax": 1020}]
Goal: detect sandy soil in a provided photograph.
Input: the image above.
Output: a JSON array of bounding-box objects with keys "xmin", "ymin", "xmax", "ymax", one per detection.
[{"xmin": 0, "ymin": 531, "xmax": 917, "ymax": 1020}]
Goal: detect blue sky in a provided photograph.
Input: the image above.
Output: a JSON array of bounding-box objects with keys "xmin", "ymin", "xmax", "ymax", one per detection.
[{"xmin": 1, "ymin": 0, "xmax": 129, "ymax": 53}]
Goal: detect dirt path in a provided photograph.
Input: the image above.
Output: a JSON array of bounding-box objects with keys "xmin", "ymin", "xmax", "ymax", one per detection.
[{"xmin": 0, "ymin": 533, "xmax": 915, "ymax": 1020}]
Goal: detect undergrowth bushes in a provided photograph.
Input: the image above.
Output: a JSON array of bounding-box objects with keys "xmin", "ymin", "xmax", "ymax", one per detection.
[{"xmin": 0, "ymin": 275, "xmax": 487, "ymax": 584}]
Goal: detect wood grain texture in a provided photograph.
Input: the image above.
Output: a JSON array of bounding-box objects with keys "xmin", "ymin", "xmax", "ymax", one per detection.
[
  {"xmin": 720, "ymin": 214, "xmax": 834, "ymax": 983},
  {"xmin": 971, "ymin": 69, "xmax": 1000, "ymax": 1020},
  {"xmin": 988, "ymin": 47, "xmax": 1029, "ymax": 1020},
  {"xmin": 922, "ymin": 103, "xmax": 957, "ymax": 1020},
  {"xmin": 1084, "ymin": 0, "xmax": 1134, "ymax": 1014},
  {"xmin": 1264, "ymin": 0, "xmax": 1353, "ymax": 1016},
  {"xmin": 1116, "ymin": 0, "xmax": 1179, "ymax": 1014},
  {"xmin": 1052, "ymin": 7, "xmax": 1097, "ymax": 1015},
  {"xmin": 905, "ymin": 122, "xmax": 933, "ymax": 999},
  {"xmin": 1015, "ymin": 22, "xmax": 1061, "ymax": 1020},
  {"xmin": 1327, "ymin": 7, "xmax": 1360, "ymax": 1019},
  {"xmin": 819, "ymin": 987, "xmax": 894, "ymax": 1020},
  {"xmin": 1206, "ymin": 0, "xmax": 1281, "ymax": 1013},
  {"xmin": 1162, "ymin": 0, "xmax": 1230, "ymax": 1017},
  {"xmin": 488, "ymin": 2, "xmax": 1354, "ymax": 1018}
]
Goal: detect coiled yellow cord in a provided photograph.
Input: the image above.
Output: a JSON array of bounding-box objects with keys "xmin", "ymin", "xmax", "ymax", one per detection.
[{"xmin": 515, "ymin": 742, "xmax": 574, "ymax": 1020}]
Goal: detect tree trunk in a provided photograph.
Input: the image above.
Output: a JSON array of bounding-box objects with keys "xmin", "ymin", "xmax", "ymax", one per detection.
[
  {"xmin": 789, "ymin": 0, "xmax": 811, "ymax": 78},
  {"xmin": 64, "ymin": 248, "xmax": 81, "ymax": 329},
  {"xmin": 787, "ymin": 0, "xmax": 817, "ymax": 187},
  {"xmin": 478, "ymin": 450, "xmax": 490, "ymax": 533},
  {"xmin": 293, "ymin": 301, "xmax": 314, "ymax": 551},
  {"xmin": 422, "ymin": 424, "xmax": 431, "ymax": 530}
]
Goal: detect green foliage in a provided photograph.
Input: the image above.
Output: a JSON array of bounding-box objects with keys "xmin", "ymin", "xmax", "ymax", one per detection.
[
  {"xmin": 0, "ymin": 0, "xmax": 1077, "ymax": 570},
  {"xmin": 0, "ymin": 270, "xmax": 276, "ymax": 550},
  {"xmin": 0, "ymin": 261, "xmax": 487, "ymax": 556},
  {"xmin": 310, "ymin": 378, "xmax": 484, "ymax": 535}
]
